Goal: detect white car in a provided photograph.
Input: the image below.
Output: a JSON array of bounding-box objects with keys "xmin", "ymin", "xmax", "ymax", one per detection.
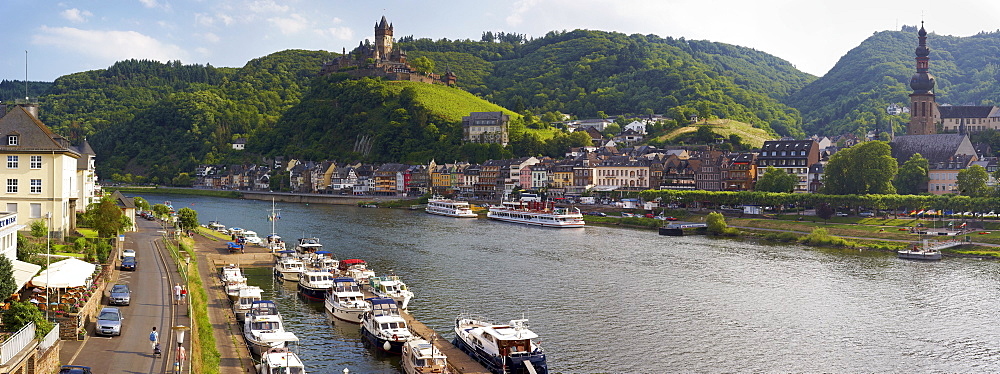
[{"xmin": 121, "ymin": 249, "xmax": 136, "ymax": 260}]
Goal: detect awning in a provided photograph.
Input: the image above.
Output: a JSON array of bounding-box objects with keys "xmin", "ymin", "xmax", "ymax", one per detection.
[
  {"xmin": 591, "ymin": 185, "xmax": 620, "ymax": 192},
  {"xmin": 12, "ymin": 260, "xmax": 41, "ymax": 292},
  {"xmin": 31, "ymin": 258, "xmax": 97, "ymax": 288}
]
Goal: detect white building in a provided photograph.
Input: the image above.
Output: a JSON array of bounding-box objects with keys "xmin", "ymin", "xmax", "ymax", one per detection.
[{"xmin": 0, "ymin": 211, "xmax": 41, "ymax": 296}]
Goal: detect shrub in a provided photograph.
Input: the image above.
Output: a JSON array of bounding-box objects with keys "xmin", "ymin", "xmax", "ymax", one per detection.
[
  {"xmin": 2, "ymin": 301, "xmax": 53, "ymax": 339},
  {"xmin": 799, "ymin": 228, "xmax": 855, "ymax": 248},
  {"xmin": 706, "ymin": 212, "xmax": 728, "ymax": 234},
  {"xmin": 29, "ymin": 220, "xmax": 47, "ymax": 238}
]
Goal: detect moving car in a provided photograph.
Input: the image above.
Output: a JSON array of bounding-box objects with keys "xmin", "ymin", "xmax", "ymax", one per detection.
[
  {"xmin": 58, "ymin": 366, "xmax": 92, "ymax": 374},
  {"xmin": 121, "ymin": 257, "xmax": 138, "ymax": 271},
  {"xmin": 96, "ymin": 307, "xmax": 124, "ymax": 336},
  {"xmin": 121, "ymin": 249, "xmax": 136, "ymax": 260},
  {"xmin": 109, "ymin": 284, "xmax": 131, "ymax": 306}
]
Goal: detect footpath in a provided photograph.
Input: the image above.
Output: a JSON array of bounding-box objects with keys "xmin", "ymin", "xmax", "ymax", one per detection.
[{"xmin": 730, "ymin": 225, "xmax": 1000, "ymax": 248}]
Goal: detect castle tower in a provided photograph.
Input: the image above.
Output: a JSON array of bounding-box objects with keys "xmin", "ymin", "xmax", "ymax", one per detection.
[
  {"xmin": 374, "ymin": 16, "xmax": 393, "ymax": 61},
  {"xmin": 908, "ymin": 22, "xmax": 937, "ymax": 135}
]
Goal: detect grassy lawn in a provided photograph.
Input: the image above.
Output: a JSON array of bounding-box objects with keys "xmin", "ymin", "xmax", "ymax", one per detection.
[
  {"xmin": 76, "ymin": 229, "xmax": 98, "ymax": 238},
  {"xmin": 196, "ymin": 227, "xmax": 230, "ymax": 241}
]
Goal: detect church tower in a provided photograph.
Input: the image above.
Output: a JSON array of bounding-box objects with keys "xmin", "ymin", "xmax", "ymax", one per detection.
[
  {"xmin": 374, "ymin": 16, "xmax": 393, "ymax": 61},
  {"xmin": 908, "ymin": 22, "xmax": 937, "ymax": 135}
]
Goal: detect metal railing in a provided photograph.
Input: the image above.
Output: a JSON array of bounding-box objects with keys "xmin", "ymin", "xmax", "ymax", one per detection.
[
  {"xmin": 0, "ymin": 322, "xmax": 35, "ymax": 365},
  {"xmin": 39, "ymin": 324, "xmax": 59, "ymax": 352}
]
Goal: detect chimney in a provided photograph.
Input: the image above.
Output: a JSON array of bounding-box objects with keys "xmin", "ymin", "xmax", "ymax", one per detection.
[{"xmin": 21, "ymin": 103, "xmax": 39, "ymax": 119}]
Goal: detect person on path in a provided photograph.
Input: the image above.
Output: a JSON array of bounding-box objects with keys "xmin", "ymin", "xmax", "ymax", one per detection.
[
  {"xmin": 173, "ymin": 283, "xmax": 181, "ymax": 305},
  {"xmin": 180, "ymin": 286, "xmax": 187, "ymax": 305},
  {"xmin": 149, "ymin": 327, "xmax": 159, "ymax": 353},
  {"xmin": 175, "ymin": 343, "xmax": 186, "ymax": 372}
]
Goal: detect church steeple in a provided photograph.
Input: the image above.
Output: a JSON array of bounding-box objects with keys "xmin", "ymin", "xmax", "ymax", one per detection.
[{"xmin": 908, "ymin": 22, "xmax": 937, "ymax": 135}]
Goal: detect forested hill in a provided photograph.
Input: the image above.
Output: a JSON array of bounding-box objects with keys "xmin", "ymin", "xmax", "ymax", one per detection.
[
  {"xmin": 786, "ymin": 26, "xmax": 1000, "ymax": 136},
  {"xmin": 402, "ymin": 29, "xmax": 814, "ymax": 138}
]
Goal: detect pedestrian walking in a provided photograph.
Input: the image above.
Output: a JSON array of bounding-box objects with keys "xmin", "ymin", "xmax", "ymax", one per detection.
[
  {"xmin": 180, "ymin": 286, "xmax": 187, "ymax": 305},
  {"xmin": 175, "ymin": 343, "xmax": 186, "ymax": 372},
  {"xmin": 173, "ymin": 283, "xmax": 181, "ymax": 305},
  {"xmin": 149, "ymin": 327, "xmax": 159, "ymax": 353}
]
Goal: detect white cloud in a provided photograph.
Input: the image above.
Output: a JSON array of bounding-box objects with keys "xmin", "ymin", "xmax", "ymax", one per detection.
[
  {"xmin": 139, "ymin": 0, "xmax": 159, "ymax": 8},
  {"xmin": 248, "ymin": 0, "xmax": 289, "ymax": 14},
  {"xmin": 323, "ymin": 27, "xmax": 353, "ymax": 40},
  {"xmin": 61, "ymin": 8, "xmax": 92, "ymax": 23},
  {"xmin": 32, "ymin": 26, "xmax": 189, "ymax": 63},
  {"xmin": 200, "ymin": 32, "xmax": 221, "ymax": 43},
  {"xmin": 269, "ymin": 14, "xmax": 309, "ymax": 35},
  {"xmin": 195, "ymin": 13, "xmax": 215, "ymax": 27},
  {"xmin": 506, "ymin": 0, "xmax": 539, "ymax": 27}
]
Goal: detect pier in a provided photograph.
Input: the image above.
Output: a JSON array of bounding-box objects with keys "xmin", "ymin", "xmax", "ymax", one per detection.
[{"xmin": 194, "ymin": 232, "xmax": 489, "ymax": 374}]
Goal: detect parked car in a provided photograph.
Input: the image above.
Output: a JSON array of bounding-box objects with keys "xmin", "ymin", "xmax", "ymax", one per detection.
[
  {"xmin": 859, "ymin": 211, "xmax": 875, "ymax": 217},
  {"xmin": 121, "ymin": 249, "xmax": 136, "ymax": 260},
  {"xmin": 109, "ymin": 284, "xmax": 131, "ymax": 306},
  {"xmin": 663, "ymin": 216, "xmax": 678, "ymax": 221},
  {"xmin": 835, "ymin": 212, "xmax": 849, "ymax": 217},
  {"xmin": 121, "ymin": 257, "xmax": 138, "ymax": 271},
  {"xmin": 59, "ymin": 366, "xmax": 92, "ymax": 374},
  {"xmin": 96, "ymin": 307, "xmax": 124, "ymax": 336},
  {"xmin": 644, "ymin": 213, "xmax": 655, "ymax": 218}
]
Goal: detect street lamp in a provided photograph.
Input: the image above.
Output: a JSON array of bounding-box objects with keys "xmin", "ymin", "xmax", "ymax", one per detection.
[
  {"xmin": 172, "ymin": 325, "xmax": 191, "ymax": 373},
  {"xmin": 45, "ymin": 212, "xmax": 50, "ymax": 320}
]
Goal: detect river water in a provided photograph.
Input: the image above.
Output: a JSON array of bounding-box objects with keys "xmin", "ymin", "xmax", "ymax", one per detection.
[{"xmin": 136, "ymin": 194, "xmax": 1000, "ymax": 373}]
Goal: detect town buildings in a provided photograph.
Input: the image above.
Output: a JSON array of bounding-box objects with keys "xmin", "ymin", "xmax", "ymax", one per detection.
[
  {"xmin": 756, "ymin": 140, "xmax": 820, "ymax": 193},
  {"xmin": 462, "ymin": 112, "xmax": 510, "ymax": 146}
]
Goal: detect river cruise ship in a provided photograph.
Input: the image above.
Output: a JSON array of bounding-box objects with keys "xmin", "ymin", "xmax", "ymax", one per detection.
[
  {"xmin": 425, "ymin": 198, "xmax": 478, "ymax": 218},
  {"xmin": 487, "ymin": 201, "xmax": 585, "ymax": 228}
]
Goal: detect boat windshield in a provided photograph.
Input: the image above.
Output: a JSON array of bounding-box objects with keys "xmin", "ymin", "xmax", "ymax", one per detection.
[
  {"xmin": 380, "ymin": 322, "xmax": 406, "ymax": 330},
  {"xmin": 251, "ymin": 321, "xmax": 280, "ymax": 331},
  {"xmin": 269, "ymin": 367, "xmax": 303, "ymax": 374}
]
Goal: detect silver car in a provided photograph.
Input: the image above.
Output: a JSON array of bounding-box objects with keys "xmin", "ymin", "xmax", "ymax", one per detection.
[
  {"xmin": 96, "ymin": 307, "xmax": 123, "ymax": 336},
  {"xmin": 109, "ymin": 284, "xmax": 131, "ymax": 306}
]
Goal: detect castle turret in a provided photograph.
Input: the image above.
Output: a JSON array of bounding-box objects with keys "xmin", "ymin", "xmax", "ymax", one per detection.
[
  {"xmin": 374, "ymin": 16, "xmax": 393, "ymax": 61},
  {"xmin": 908, "ymin": 22, "xmax": 937, "ymax": 135}
]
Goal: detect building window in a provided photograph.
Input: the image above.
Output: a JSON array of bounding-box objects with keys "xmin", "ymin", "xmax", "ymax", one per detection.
[
  {"xmin": 6, "ymin": 179, "xmax": 16, "ymax": 193},
  {"xmin": 29, "ymin": 203, "xmax": 41, "ymax": 219},
  {"xmin": 30, "ymin": 156, "xmax": 41, "ymax": 169},
  {"xmin": 6, "ymin": 203, "xmax": 15, "ymax": 213},
  {"xmin": 30, "ymin": 179, "xmax": 41, "ymax": 194},
  {"xmin": 6, "ymin": 136, "xmax": 17, "ymax": 146},
  {"xmin": 7, "ymin": 156, "xmax": 17, "ymax": 169}
]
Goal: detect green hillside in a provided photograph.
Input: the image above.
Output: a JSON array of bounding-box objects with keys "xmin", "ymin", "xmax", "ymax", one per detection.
[
  {"xmin": 658, "ymin": 119, "xmax": 774, "ymax": 148},
  {"xmin": 380, "ymin": 81, "xmax": 518, "ymax": 122},
  {"xmin": 787, "ymin": 26, "xmax": 1000, "ymax": 136}
]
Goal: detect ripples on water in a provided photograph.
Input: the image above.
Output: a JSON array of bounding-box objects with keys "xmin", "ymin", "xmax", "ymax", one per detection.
[{"xmin": 141, "ymin": 194, "xmax": 1000, "ymax": 372}]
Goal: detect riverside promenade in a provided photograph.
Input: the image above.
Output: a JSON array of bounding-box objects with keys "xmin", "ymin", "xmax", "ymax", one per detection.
[{"xmin": 190, "ymin": 229, "xmax": 489, "ymax": 374}]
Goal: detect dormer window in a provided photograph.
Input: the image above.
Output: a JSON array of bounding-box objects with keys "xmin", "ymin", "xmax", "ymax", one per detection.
[{"xmin": 7, "ymin": 135, "xmax": 17, "ymax": 146}]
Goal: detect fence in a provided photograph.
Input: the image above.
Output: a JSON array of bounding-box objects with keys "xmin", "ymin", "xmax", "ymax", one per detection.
[
  {"xmin": 0, "ymin": 322, "xmax": 35, "ymax": 365},
  {"xmin": 39, "ymin": 324, "xmax": 59, "ymax": 353}
]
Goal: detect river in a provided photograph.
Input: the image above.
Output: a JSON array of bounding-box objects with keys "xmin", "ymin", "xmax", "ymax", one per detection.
[{"xmin": 136, "ymin": 193, "xmax": 1000, "ymax": 373}]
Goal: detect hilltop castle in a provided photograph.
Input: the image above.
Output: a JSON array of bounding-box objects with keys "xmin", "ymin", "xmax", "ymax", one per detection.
[{"xmin": 320, "ymin": 16, "xmax": 456, "ymax": 86}]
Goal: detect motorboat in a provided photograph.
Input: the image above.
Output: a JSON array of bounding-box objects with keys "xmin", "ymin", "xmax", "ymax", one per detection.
[
  {"xmin": 248, "ymin": 300, "xmax": 281, "ymax": 320},
  {"xmin": 244, "ymin": 313, "xmax": 295, "ymax": 356},
  {"xmin": 297, "ymin": 271, "xmax": 334, "ymax": 301},
  {"xmin": 296, "ymin": 237, "xmax": 323, "ymax": 253},
  {"xmin": 220, "ymin": 263, "xmax": 243, "ymax": 282},
  {"xmin": 368, "ymin": 275, "xmax": 414, "ymax": 309},
  {"xmin": 360, "ymin": 297, "xmax": 413, "ymax": 354},
  {"xmin": 303, "ymin": 251, "xmax": 338, "ymax": 272},
  {"xmin": 257, "ymin": 346, "xmax": 306, "ymax": 374},
  {"xmin": 274, "ymin": 250, "xmax": 305, "ymax": 282},
  {"xmin": 339, "ymin": 259, "xmax": 376, "ymax": 284},
  {"xmin": 898, "ymin": 248, "xmax": 943, "ymax": 260},
  {"xmin": 487, "ymin": 201, "xmax": 585, "ymax": 228},
  {"xmin": 242, "ymin": 231, "xmax": 263, "ymax": 245},
  {"xmin": 221, "ymin": 264, "xmax": 248, "ymax": 302},
  {"xmin": 207, "ymin": 221, "xmax": 226, "ymax": 233},
  {"xmin": 402, "ymin": 338, "xmax": 451, "ymax": 374},
  {"xmin": 453, "ymin": 316, "xmax": 548, "ymax": 374},
  {"xmin": 324, "ymin": 277, "xmax": 370, "ymax": 323},
  {"xmin": 425, "ymin": 197, "xmax": 478, "ymax": 218},
  {"xmin": 233, "ymin": 286, "xmax": 263, "ymax": 322}
]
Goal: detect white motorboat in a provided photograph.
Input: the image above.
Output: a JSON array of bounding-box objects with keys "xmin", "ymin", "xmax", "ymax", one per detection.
[
  {"xmin": 360, "ymin": 297, "xmax": 413, "ymax": 354},
  {"xmin": 487, "ymin": 201, "xmax": 585, "ymax": 228},
  {"xmin": 274, "ymin": 251, "xmax": 305, "ymax": 282},
  {"xmin": 402, "ymin": 338, "xmax": 451, "ymax": 374},
  {"xmin": 324, "ymin": 277, "xmax": 370, "ymax": 323},
  {"xmin": 302, "ymin": 251, "xmax": 338, "ymax": 272},
  {"xmin": 453, "ymin": 316, "xmax": 548, "ymax": 374},
  {"xmin": 368, "ymin": 275, "xmax": 414, "ymax": 309},
  {"xmin": 296, "ymin": 237, "xmax": 323, "ymax": 253},
  {"xmin": 244, "ymin": 302, "xmax": 292, "ymax": 356},
  {"xmin": 297, "ymin": 271, "xmax": 334, "ymax": 301},
  {"xmin": 233, "ymin": 286, "xmax": 263, "ymax": 322},
  {"xmin": 242, "ymin": 230, "xmax": 263, "ymax": 245},
  {"xmin": 257, "ymin": 346, "xmax": 306, "ymax": 374},
  {"xmin": 425, "ymin": 198, "xmax": 478, "ymax": 218},
  {"xmin": 339, "ymin": 259, "xmax": 376, "ymax": 284},
  {"xmin": 220, "ymin": 264, "xmax": 248, "ymax": 301}
]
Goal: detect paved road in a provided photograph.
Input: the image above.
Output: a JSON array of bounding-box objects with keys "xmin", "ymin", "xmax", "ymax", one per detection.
[{"xmin": 60, "ymin": 218, "xmax": 188, "ymax": 373}]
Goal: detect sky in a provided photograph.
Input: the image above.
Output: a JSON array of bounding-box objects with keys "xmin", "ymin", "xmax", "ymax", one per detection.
[{"xmin": 3, "ymin": 0, "xmax": 1000, "ymax": 86}]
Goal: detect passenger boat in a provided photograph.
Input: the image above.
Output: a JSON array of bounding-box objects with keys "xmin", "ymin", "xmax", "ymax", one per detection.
[
  {"xmin": 324, "ymin": 277, "xmax": 370, "ymax": 323},
  {"xmin": 257, "ymin": 346, "xmax": 306, "ymax": 374},
  {"xmin": 339, "ymin": 259, "xmax": 376, "ymax": 284},
  {"xmin": 402, "ymin": 338, "xmax": 451, "ymax": 374},
  {"xmin": 233, "ymin": 286, "xmax": 263, "ymax": 322},
  {"xmin": 487, "ymin": 201, "xmax": 585, "ymax": 228},
  {"xmin": 897, "ymin": 248, "xmax": 943, "ymax": 260},
  {"xmin": 360, "ymin": 297, "xmax": 413, "ymax": 354},
  {"xmin": 368, "ymin": 275, "xmax": 414, "ymax": 309},
  {"xmin": 453, "ymin": 316, "xmax": 548, "ymax": 374},
  {"xmin": 425, "ymin": 198, "xmax": 478, "ymax": 218},
  {"xmin": 296, "ymin": 237, "xmax": 323, "ymax": 253},
  {"xmin": 274, "ymin": 250, "xmax": 305, "ymax": 282},
  {"xmin": 221, "ymin": 264, "xmax": 248, "ymax": 301},
  {"xmin": 244, "ymin": 313, "xmax": 296, "ymax": 356},
  {"xmin": 297, "ymin": 271, "xmax": 334, "ymax": 300}
]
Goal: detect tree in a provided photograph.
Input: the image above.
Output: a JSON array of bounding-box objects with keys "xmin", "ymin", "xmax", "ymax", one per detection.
[
  {"xmin": 171, "ymin": 173, "xmax": 194, "ymax": 187},
  {"xmin": 755, "ymin": 166, "xmax": 797, "ymax": 193},
  {"xmin": 957, "ymin": 164, "xmax": 989, "ymax": 197},
  {"xmin": 16, "ymin": 233, "xmax": 39, "ymax": 264},
  {"xmin": 895, "ymin": 153, "xmax": 929, "ymax": 195},
  {"xmin": 133, "ymin": 196, "xmax": 150, "ymax": 211},
  {"xmin": 822, "ymin": 141, "xmax": 897, "ymax": 195},
  {"xmin": 2, "ymin": 301, "xmax": 53, "ymax": 339},
  {"xmin": 816, "ymin": 203, "xmax": 835, "ymax": 221},
  {"xmin": 29, "ymin": 220, "xmax": 46, "ymax": 238},
  {"xmin": 0, "ymin": 256, "xmax": 15, "ymax": 301},
  {"xmin": 151, "ymin": 203, "xmax": 170, "ymax": 218},
  {"xmin": 87, "ymin": 196, "xmax": 125, "ymax": 239},
  {"xmin": 409, "ymin": 56, "xmax": 435, "ymax": 74},
  {"xmin": 176, "ymin": 207, "xmax": 199, "ymax": 232},
  {"xmin": 602, "ymin": 123, "xmax": 621, "ymax": 137}
]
